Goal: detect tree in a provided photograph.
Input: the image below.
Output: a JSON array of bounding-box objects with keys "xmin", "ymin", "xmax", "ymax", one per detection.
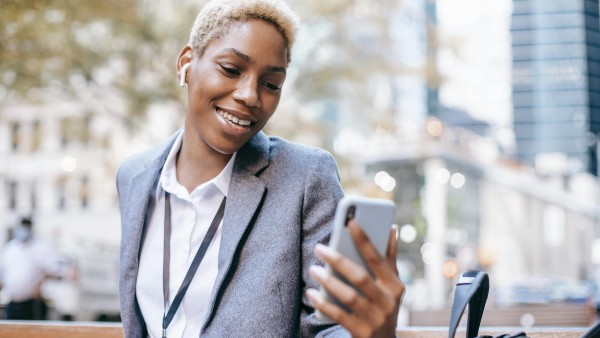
[{"xmin": 0, "ymin": 0, "xmax": 203, "ymax": 129}]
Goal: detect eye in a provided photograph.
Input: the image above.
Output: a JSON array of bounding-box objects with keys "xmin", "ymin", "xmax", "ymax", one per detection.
[
  {"xmin": 220, "ymin": 65, "xmax": 240, "ymax": 76},
  {"xmin": 263, "ymin": 82, "xmax": 281, "ymax": 91}
]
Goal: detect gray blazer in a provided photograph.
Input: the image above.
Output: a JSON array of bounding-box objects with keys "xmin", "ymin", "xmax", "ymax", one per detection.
[{"xmin": 117, "ymin": 131, "xmax": 349, "ymax": 337}]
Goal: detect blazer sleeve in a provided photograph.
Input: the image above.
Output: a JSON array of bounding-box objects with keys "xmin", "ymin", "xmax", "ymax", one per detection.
[
  {"xmin": 115, "ymin": 160, "xmax": 149, "ymax": 338},
  {"xmin": 299, "ymin": 149, "xmax": 350, "ymax": 338}
]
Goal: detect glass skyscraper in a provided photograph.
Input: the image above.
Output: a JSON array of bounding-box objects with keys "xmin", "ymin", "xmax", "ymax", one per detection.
[{"xmin": 511, "ymin": 0, "xmax": 600, "ymax": 175}]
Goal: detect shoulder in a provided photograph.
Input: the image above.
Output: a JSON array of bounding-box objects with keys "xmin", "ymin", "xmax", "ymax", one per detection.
[
  {"xmin": 261, "ymin": 136, "xmax": 341, "ymax": 192},
  {"xmin": 267, "ymin": 136, "xmax": 337, "ymax": 169},
  {"xmin": 237, "ymin": 133, "xmax": 339, "ymax": 180},
  {"xmin": 2, "ymin": 240, "xmax": 18, "ymax": 254},
  {"xmin": 117, "ymin": 131, "xmax": 179, "ymax": 183},
  {"xmin": 30, "ymin": 238, "xmax": 57, "ymax": 255}
]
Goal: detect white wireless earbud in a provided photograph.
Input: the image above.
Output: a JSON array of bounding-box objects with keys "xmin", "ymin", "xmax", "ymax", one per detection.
[{"xmin": 179, "ymin": 63, "xmax": 191, "ymax": 87}]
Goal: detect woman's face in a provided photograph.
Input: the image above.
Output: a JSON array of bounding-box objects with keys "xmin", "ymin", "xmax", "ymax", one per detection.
[{"xmin": 181, "ymin": 19, "xmax": 288, "ymax": 155}]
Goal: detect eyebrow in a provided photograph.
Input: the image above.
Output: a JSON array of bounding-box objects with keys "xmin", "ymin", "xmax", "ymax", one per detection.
[{"xmin": 223, "ymin": 47, "xmax": 286, "ymax": 74}]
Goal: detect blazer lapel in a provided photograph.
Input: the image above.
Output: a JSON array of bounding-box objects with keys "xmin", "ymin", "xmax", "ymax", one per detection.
[
  {"xmin": 203, "ymin": 132, "xmax": 270, "ymax": 328},
  {"xmin": 122, "ymin": 133, "xmax": 178, "ymax": 275},
  {"xmin": 126, "ymin": 160, "xmax": 163, "ymax": 257}
]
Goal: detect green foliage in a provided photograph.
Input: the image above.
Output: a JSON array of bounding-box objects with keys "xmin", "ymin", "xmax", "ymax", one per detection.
[
  {"xmin": 0, "ymin": 0, "xmax": 199, "ymax": 121},
  {"xmin": 0, "ymin": 0, "xmax": 433, "ymax": 146}
]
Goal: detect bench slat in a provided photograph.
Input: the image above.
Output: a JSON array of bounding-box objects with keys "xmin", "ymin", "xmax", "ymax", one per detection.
[
  {"xmin": 0, "ymin": 321, "xmax": 590, "ymax": 338},
  {"xmin": 0, "ymin": 321, "xmax": 123, "ymax": 338}
]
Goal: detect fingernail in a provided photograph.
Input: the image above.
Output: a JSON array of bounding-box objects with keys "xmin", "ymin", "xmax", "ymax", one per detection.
[
  {"xmin": 391, "ymin": 224, "xmax": 399, "ymax": 240},
  {"xmin": 314, "ymin": 243, "xmax": 334, "ymax": 259},
  {"xmin": 309, "ymin": 265, "xmax": 328, "ymax": 280},
  {"xmin": 306, "ymin": 288, "xmax": 322, "ymax": 305}
]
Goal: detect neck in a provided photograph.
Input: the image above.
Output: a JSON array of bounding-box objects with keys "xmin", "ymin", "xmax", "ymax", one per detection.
[{"xmin": 176, "ymin": 131, "xmax": 232, "ymax": 193}]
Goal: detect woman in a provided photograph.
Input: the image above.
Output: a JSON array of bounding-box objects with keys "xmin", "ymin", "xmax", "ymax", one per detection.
[{"xmin": 116, "ymin": 0, "xmax": 404, "ymax": 337}]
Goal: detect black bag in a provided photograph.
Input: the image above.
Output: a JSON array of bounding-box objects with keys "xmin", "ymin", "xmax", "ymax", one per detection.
[
  {"xmin": 448, "ymin": 271, "xmax": 528, "ymax": 338},
  {"xmin": 581, "ymin": 320, "xmax": 600, "ymax": 338}
]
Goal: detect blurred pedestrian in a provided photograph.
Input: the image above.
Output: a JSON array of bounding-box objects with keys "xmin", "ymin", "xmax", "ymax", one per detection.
[
  {"xmin": 0, "ymin": 217, "xmax": 67, "ymax": 320},
  {"xmin": 117, "ymin": 0, "xmax": 404, "ymax": 337}
]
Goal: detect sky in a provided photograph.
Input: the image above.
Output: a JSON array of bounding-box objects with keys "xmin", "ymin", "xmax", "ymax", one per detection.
[{"xmin": 437, "ymin": 0, "xmax": 513, "ymax": 128}]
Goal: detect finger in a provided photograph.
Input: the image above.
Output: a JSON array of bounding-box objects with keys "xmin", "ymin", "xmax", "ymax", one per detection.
[
  {"xmin": 314, "ymin": 244, "xmax": 387, "ymax": 306},
  {"xmin": 308, "ymin": 265, "xmax": 366, "ymax": 312},
  {"xmin": 386, "ymin": 225, "xmax": 399, "ymax": 274},
  {"xmin": 346, "ymin": 220, "xmax": 397, "ymax": 282},
  {"xmin": 305, "ymin": 288, "xmax": 371, "ymax": 338},
  {"xmin": 347, "ymin": 221, "xmax": 405, "ymax": 307},
  {"xmin": 384, "ymin": 225, "xmax": 405, "ymax": 303},
  {"xmin": 310, "ymin": 262, "xmax": 393, "ymax": 329}
]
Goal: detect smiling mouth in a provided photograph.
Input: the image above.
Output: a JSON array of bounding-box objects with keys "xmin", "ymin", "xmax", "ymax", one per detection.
[{"xmin": 217, "ymin": 108, "xmax": 253, "ymax": 127}]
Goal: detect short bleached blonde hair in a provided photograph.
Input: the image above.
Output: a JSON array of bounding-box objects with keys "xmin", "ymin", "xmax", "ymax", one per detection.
[{"xmin": 189, "ymin": 0, "xmax": 300, "ymax": 63}]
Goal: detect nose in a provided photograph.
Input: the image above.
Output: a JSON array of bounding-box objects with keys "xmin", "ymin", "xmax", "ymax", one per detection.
[{"xmin": 233, "ymin": 77, "xmax": 261, "ymax": 108}]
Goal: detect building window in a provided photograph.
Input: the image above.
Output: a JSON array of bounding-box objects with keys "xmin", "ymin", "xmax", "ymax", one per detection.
[
  {"xmin": 57, "ymin": 179, "xmax": 66, "ymax": 210},
  {"xmin": 61, "ymin": 116, "xmax": 91, "ymax": 148},
  {"xmin": 30, "ymin": 181, "xmax": 37, "ymax": 211},
  {"xmin": 60, "ymin": 119, "xmax": 70, "ymax": 148},
  {"xmin": 80, "ymin": 176, "xmax": 89, "ymax": 208},
  {"xmin": 31, "ymin": 120, "xmax": 42, "ymax": 152},
  {"xmin": 82, "ymin": 116, "xmax": 91, "ymax": 145},
  {"xmin": 10, "ymin": 122, "xmax": 20, "ymax": 151},
  {"xmin": 8, "ymin": 181, "xmax": 17, "ymax": 210}
]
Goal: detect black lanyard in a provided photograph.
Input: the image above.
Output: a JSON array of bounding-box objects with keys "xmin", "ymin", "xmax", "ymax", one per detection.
[{"xmin": 162, "ymin": 191, "xmax": 226, "ymax": 338}]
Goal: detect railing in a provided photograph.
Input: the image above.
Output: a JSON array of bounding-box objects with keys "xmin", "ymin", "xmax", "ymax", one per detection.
[{"xmin": 0, "ymin": 321, "xmax": 591, "ymax": 338}]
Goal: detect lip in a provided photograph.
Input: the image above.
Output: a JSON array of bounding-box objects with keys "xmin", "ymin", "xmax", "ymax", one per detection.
[{"xmin": 215, "ymin": 107, "xmax": 255, "ymax": 137}]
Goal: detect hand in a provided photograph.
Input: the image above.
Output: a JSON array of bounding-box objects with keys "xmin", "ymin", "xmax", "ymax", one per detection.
[{"xmin": 306, "ymin": 220, "xmax": 405, "ymax": 338}]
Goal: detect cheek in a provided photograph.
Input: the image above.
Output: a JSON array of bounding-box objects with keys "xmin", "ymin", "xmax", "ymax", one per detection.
[
  {"xmin": 188, "ymin": 85, "xmax": 220, "ymax": 112},
  {"xmin": 188, "ymin": 67, "xmax": 228, "ymax": 98},
  {"xmin": 263, "ymin": 94, "xmax": 281, "ymax": 115},
  {"xmin": 190, "ymin": 77, "xmax": 220, "ymax": 98}
]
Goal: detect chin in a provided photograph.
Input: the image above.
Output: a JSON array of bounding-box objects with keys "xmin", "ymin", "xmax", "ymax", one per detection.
[{"xmin": 211, "ymin": 140, "xmax": 246, "ymax": 155}]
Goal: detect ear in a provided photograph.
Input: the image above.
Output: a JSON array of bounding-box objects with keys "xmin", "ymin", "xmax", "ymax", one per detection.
[{"xmin": 177, "ymin": 45, "xmax": 193, "ymax": 81}]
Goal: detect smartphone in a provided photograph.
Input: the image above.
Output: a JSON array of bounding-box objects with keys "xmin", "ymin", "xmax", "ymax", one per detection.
[{"xmin": 315, "ymin": 196, "xmax": 396, "ymax": 322}]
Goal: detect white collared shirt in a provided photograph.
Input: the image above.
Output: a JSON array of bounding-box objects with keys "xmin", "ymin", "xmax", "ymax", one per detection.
[
  {"xmin": 136, "ymin": 130, "xmax": 236, "ymax": 338},
  {"xmin": 1, "ymin": 238, "xmax": 64, "ymax": 302}
]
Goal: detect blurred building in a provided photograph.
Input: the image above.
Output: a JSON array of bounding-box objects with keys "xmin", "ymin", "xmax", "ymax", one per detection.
[
  {"xmin": 0, "ymin": 98, "xmax": 127, "ymax": 320},
  {"xmin": 511, "ymin": 0, "xmax": 600, "ymax": 175},
  {"xmin": 367, "ymin": 120, "xmax": 600, "ymax": 311},
  {"xmin": 364, "ymin": 0, "xmax": 600, "ymax": 314},
  {"xmin": 0, "ymin": 100, "xmax": 121, "ymax": 241}
]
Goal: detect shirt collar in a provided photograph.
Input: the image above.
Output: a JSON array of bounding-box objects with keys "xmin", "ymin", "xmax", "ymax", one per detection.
[{"xmin": 156, "ymin": 129, "xmax": 237, "ymax": 199}]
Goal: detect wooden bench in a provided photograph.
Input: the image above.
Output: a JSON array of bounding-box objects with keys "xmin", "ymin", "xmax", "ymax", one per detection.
[
  {"xmin": 0, "ymin": 321, "xmax": 123, "ymax": 338},
  {"xmin": 0, "ymin": 321, "xmax": 590, "ymax": 337},
  {"xmin": 397, "ymin": 327, "xmax": 588, "ymax": 338},
  {"xmin": 409, "ymin": 303, "xmax": 596, "ymax": 327}
]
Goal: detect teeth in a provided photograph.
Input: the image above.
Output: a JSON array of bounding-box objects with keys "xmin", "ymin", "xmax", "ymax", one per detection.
[{"xmin": 218, "ymin": 109, "xmax": 252, "ymax": 126}]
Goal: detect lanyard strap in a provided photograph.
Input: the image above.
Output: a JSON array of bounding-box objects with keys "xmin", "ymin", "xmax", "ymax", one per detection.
[{"xmin": 162, "ymin": 191, "xmax": 226, "ymax": 338}]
